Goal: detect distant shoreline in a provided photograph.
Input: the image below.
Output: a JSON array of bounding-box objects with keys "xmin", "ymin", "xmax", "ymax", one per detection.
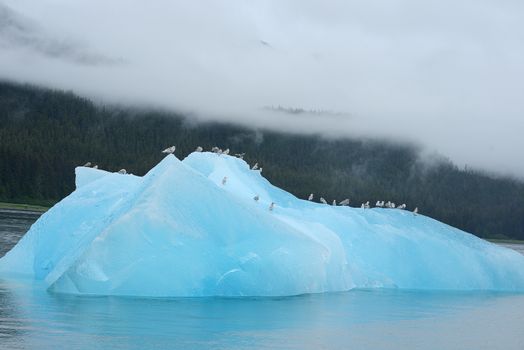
[{"xmin": 0, "ymin": 201, "xmax": 49, "ymax": 212}]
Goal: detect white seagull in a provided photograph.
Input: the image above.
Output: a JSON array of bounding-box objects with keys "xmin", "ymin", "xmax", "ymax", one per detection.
[
  {"xmin": 118, "ymin": 169, "xmax": 127, "ymax": 174},
  {"xmin": 162, "ymin": 146, "xmax": 176, "ymax": 154},
  {"xmin": 223, "ymin": 148, "xmax": 230, "ymax": 155},
  {"xmin": 195, "ymin": 146, "xmax": 203, "ymax": 152},
  {"xmin": 251, "ymin": 163, "xmax": 259, "ymax": 170},
  {"xmin": 339, "ymin": 198, "xmax": 350, "ymax": 206},
  {"xmin": 83, "ymin": 162, "xmax": 91, "ymax": 167},
  {"xmin": 413, "ymin": 207, "xmax": 418, "ymax": 215},
  {"xmin": 320, "ymin": 197, "xmax": 328, "ymax": 204},
  {"xmin": 308, "ymin": 193, "xmax": 314, "ymax": 201}
]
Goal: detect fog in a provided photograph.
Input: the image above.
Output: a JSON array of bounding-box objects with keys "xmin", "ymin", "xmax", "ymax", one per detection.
[{"xmin": 1, "ymin": 0, "xmax": 523, "ymax": 176}]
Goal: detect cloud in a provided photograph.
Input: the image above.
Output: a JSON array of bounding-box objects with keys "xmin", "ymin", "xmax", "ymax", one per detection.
[
  {"xmin": 0, "ymin": 0, "xmax": 523, "ymax": 177},
  {"xmin": 0, "ymin": 3, "xmax": 121, "ymax": 66}
]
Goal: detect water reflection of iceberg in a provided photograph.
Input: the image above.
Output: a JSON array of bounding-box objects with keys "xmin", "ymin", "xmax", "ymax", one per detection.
[{"xmin": 1, "ymin": 281, "xmax": 524, "ymax": 350}]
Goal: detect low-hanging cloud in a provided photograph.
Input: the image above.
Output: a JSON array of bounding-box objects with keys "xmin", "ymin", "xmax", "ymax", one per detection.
[
  {"xmin": 0, "ymin": 0, "xmax": 523, "ymax": 177},
  {"xmin": 0, "ymin": 3, "xmax": 121, "ymax": 65}
]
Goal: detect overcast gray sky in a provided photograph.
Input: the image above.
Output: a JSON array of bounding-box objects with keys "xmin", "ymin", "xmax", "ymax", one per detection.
[{"xmin": 1, "ymin": 0, "xmax": 523, "ymax": 177}]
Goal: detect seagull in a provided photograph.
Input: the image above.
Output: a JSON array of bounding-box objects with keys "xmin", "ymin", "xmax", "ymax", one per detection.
[
  {"xmin": 258, "ymin": 167, "xmax": 263, "ymax": 173},
  {"xmin": 162, "ymin": 146, "xmax": 176, "ymax": 154},
  {"xmin": 269, "ymin": 202, "xmax": 275, "ymax": 211},
  {"xmin": 385, "ymin": 201, "xmax": 392, "ymax": 208},
  {"xmin": 83, "ymin": 162, "xmax": 92, "ymax": 167},
  {"xmin": 118, "ymin": 169, "xmax": 127, "ymax": 174},
  {"xmin": 211, "ymin": 146, "xmax": 220, "ymax": 153},
  {"xmin": 361, "ymin": 203, "xmax": 365, "ymax": 209},
  {"xmin": 375, "ymin": 201, "xmax": 382, "ymax": 207},
  {"xmin": 195, "ymin": 146, "xmax": 203, "ymax": 152},
  {"xmin": 235, "ymin": 153, "xmax": 245, "ymax": 159},
  {"xmin": 339, "ymin": 198, "xmax": 350, "ymax": 206},
  {"xmin": 223, "ymin": 148, "xmax": 230, "ymax": 155},
  {"xmin": 222, "ymin": 176, "xmax": 227, "ymax": 185},
  {"xmin": 308, "ymin": 193, "xmax": 314, "ymax": 201},
  {"xmin": 413, "ymin": 207, "xmax": 418, "ymax": 215},
  {"xmin": 92, "ymin": 165, "xmax": 98, "ymax": 169},
  {"xmin": 332, "ymin": 200, "xmax": 337, "ymax": 206},
  {"xmin": 364, "ymin": 201, "xmax": 370, "ymax": 209},
  {"xmin": 320, "ymin": 197, "xmax": 328, "ymax": 204},
  {"xmin": 251, "ymin": 163, "xmax": 259, "ymax": 170},
  {"xmin": 391, "ymin": 202, "xmax": 396, "ymax": 209},
  {"xmin": 253, "ymin": 195, "xmax": 260, "ymax": 201},
  {"xmin": 398, "ymin": 204, "xmax": 406, "ymax": 209}
]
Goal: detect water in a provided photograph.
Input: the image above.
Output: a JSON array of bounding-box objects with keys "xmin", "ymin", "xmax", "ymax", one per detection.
[
  {"xmin": 1, "ymin": 209, "xmax": 524, "ymax": 350},
  {"xmin": 0, "ymin": 209, "xmax": 41, "ymax": 257},
  {"xmin": 499, "ymin": 243, "xmax": 524, "ymax": 256}
]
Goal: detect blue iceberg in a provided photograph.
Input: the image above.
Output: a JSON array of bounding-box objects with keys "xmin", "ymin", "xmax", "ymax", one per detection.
[{"xmin": 1, "ymin": 152, "xmax": 524, "ymax": 296}]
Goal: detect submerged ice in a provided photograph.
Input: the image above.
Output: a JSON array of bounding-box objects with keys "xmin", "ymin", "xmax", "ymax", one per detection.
[{"xmin": 1, "ymin": 153, "xmax": 524, "ymax": 296}]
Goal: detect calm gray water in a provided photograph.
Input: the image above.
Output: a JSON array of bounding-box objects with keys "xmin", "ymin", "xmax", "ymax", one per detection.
[{"xmin": 1, "ymin": 209, "xmax": 524, "ymax": 350}]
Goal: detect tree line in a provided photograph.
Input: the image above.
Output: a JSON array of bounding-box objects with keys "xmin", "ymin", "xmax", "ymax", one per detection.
[{"xmin": 1, "ymin": 81, "xmax": 523, "ymax": 240}]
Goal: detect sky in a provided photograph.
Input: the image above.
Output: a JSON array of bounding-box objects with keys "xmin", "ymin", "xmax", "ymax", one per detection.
[{"xmin": 1, "ymin": 0, "xmax": 523, "ymax": 177}]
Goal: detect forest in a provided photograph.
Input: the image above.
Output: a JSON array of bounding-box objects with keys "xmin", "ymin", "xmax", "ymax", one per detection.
[{"xmin": 1, "ymin": 81, "xmax": 523, "ymax": 240}]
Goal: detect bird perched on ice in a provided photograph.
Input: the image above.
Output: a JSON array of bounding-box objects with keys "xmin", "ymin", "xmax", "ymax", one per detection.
[
  {"xmin": 251, "ymin": 163, "xmax": 259, "ymax": 170},
  {"xmin": 195, "ymin": 146, "xmax": 203, "ymax": 152},
  {"xmin": 269, "ymin": 202, "xmax": 275, "ymax": 211},
  {"xmin": 258, "ymin": 167, "xmax": 263, "ymax": 174},
  {"xmin": 375, "ymin": 201, "xmax": 384, "ymax": 207},
  {"xmin": 211, "ymin": 146, "xmax": 220, "ymax": 153},
  {"xmin": 398, "ymin": 204, "xmax": 406, "ymax": 210},
  {"xmin": 332, "ymin": 200, "xmax": 337, "ymax": 206},
  {"xmin": 308, "ymin": 193, "xmax": 314, "ymax": 201},
  {"xmin": 162, "ymin": 146, "xmax": 176, "ymax": 154},
  {"xmin": 253, "ymin": 195, "xmax": 259, "ymax": 201},
  {"xmin": 320, "ymin": 197, "xmax": 328, "ymax": 204},
  {"xmin": 117, "ymin": 169, "xmax": 127, "ymax": 174},
  {"xmin": 92, "ymin": 165, "xmax": 98, "ymax": 169},
  {"xmin": 339, "ymin": 198, "xmax": 350, "ymax": 206},
  {"xmin": 223, "ymin": 148, "xmax": 230, "ymax": 155},
  {"xmin": 222, "ymin": 176, "xmax": 227, "ymax": 185},
  {"xmin": 83, "ymin": 162, "xmax": 92, "ymax": 167},
  {"xmin": 235, "ymin": 153, "xmax": 245, "ymax": 159},
  {"xmin": 413, "ymin": 207, "xmax": 418, "ymax": 216}
]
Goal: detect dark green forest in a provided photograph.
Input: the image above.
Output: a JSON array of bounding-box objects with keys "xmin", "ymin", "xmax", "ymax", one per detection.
[{"xmin": 1, "ymin": 81, "xmax": 523, "ymax": 240}]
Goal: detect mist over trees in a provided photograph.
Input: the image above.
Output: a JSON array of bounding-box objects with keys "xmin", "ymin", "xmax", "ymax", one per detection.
[{"xmin": 1, "ymin": 81, "xmax": 523, "ymax": 240}]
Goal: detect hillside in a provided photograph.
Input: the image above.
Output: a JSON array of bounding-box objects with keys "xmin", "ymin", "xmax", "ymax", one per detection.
[{"xmin": 0, "ymin": 81, "xmax": 523, "ymax": 239}]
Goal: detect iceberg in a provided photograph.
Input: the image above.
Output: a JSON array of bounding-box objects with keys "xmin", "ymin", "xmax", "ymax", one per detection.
[{"xmin": 1, "ymin": 152, "xmax": 524, "ymax": 297}]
